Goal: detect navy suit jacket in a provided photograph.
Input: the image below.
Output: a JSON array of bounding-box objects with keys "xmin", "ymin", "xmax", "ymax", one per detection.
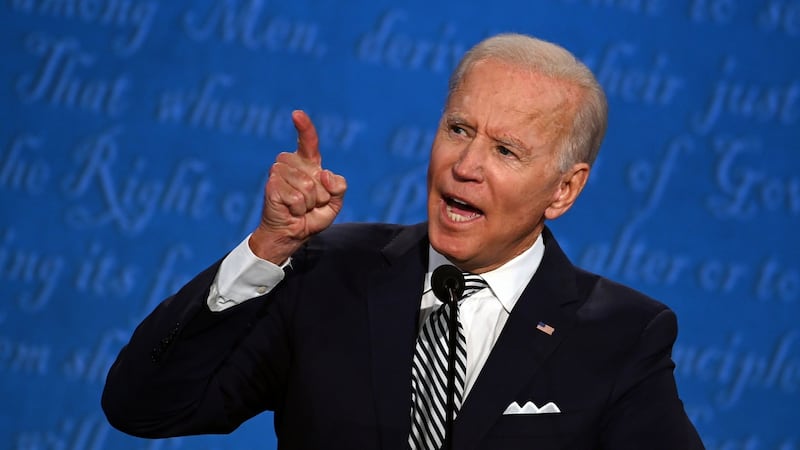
[{"xmin": 102, "ymin": 222, "xmax": 704, "ymax": 449}]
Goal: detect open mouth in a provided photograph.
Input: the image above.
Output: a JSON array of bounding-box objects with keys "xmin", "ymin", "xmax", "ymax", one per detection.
[{"xmin": 444, "ymin": 196, "xmax": 484, "ymax": 222}]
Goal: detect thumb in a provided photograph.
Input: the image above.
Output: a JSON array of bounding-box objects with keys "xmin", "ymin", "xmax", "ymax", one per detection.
[{"xmin": 321, "ymin": 170, "xmax": 347, "ymax": 198}]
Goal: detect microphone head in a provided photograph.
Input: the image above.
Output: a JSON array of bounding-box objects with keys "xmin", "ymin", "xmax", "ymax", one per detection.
[{"xmin": 431, "ymin": 265, "xmax": 465, "ymax": 302}]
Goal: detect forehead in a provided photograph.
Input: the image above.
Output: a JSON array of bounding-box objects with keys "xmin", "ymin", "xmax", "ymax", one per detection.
[{"xmin": 447, "ymin": 59, "xmax": 580, "ymax": 143}]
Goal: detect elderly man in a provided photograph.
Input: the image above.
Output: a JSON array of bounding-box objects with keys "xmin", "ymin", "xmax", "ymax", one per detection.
[{"xmin": 103, "ymin": 33, "xmax": 704, "ymax": 449}]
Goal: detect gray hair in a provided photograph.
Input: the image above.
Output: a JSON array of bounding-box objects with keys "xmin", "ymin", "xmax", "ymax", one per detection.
[{"xmin": 447, "ymin": 33, "xmax": 608, "ymax": 171}]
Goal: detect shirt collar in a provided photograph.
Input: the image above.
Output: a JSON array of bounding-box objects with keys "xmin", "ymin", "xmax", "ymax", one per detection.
[{"xmin": 425, "ymin": 233, "xmax": 545, "ymax": 313}]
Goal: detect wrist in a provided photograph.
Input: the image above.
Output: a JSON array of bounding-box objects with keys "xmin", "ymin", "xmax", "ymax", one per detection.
[{"xmin": 248, "ymin": 227, "xmax": 304, "ymax": 265}]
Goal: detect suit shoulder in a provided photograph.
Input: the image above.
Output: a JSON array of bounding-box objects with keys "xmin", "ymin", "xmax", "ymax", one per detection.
[{"xmin": 573, "ymin": 267, "xmax": 674, "ymax": 330}]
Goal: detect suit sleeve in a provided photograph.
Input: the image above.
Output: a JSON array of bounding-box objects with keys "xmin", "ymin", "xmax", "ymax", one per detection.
[
  {"xmin": 101, "ymin": 259, "xmax": 296, "ymax": 438},
  {"xmin": 600, "ymin": 308, "xmax": 705, "ymax": 450}
]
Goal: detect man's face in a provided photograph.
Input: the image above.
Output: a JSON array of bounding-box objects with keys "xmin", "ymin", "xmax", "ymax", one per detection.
[{"xmin": 427, "ymin": 58, "xmax": 587, "ymax": 273}]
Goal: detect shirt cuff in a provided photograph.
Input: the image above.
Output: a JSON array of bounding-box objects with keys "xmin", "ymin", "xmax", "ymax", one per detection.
[{"xmin": 207, "ymin": 234, "xmax": 288, "ymax": 312}]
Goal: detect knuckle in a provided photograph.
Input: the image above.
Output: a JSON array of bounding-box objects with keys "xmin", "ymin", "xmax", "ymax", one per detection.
[
  {"xmin": 299, "ymin": 176, "xmax": 315, "ymax": 191},
  {"xmin": 304, "ymin": 135, "xmax": 319, "ymax": 147},
  {"xmin": 267, "ymin": 190, "xmax": 283, "ymax": 204},
  {"xmin": 275, "ymin": 152, "xmax": 295, "ymax": 164},
  {"xmin": 288, "ymin": 191, "xmax": 306, "ymax": 206}
]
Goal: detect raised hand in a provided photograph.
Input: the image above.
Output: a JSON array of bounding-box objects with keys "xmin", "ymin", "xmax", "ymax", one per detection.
[{"xmin": 249, "ymin": 110, "xmax": 347, "ymax": 264}]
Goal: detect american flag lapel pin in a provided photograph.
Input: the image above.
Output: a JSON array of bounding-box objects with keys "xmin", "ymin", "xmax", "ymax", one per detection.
[{"xmin": 536, "ymin": 321, "xmax": 555, "ymax": 336}]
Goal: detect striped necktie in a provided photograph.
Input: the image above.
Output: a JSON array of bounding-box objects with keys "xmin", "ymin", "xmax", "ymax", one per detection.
[{"xmin": 409, "ymin": 272, "xmax": 489, "ymax": 449}]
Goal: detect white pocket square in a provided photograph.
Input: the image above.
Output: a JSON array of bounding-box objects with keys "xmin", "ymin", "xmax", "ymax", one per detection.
[{"xmin": 503, "ymin": 401, "xmax": 561, "ymax": 415}]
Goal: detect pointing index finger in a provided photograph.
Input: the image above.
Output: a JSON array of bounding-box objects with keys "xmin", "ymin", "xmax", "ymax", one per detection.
[{"xmin": 292, "ymin": 110, "xmax": 322, "ymax": 166}]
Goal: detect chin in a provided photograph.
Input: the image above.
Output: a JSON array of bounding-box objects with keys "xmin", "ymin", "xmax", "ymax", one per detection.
[{"xmin": 429, "ymin": 226, "xmax": 470, "ymax": 262}]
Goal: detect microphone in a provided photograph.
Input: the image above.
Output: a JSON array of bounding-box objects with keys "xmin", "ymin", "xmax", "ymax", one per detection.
[
  {"xmin": 429, "ymin": 264, "xmax": 465, "ymax": 450},
  {"xmin": 431, "ymin": 264, "xmax": 465, "ymax": 304}
]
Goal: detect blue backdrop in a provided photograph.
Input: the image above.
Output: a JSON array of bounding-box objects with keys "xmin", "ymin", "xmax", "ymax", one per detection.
[{"xmin": 2, "ymin": 1, "xmax": 799, "ymax": 449}]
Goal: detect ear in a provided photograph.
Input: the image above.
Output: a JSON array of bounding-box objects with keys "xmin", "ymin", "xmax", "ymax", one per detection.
[{"xmin": 544, "ymin": 162, "xmax": 590, "ymax": 220}]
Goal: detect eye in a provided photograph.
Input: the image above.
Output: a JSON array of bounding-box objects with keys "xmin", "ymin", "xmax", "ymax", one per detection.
[
  {"xmin": 497, "ymin": 145, "xmax": 516, "ymax": 158},
  {"xmin": 450, "ymin": 125, "xmax": 467, "ymax": 136}
]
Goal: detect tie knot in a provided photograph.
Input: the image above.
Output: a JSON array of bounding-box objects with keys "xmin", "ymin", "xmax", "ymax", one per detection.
[{"xmin": 462, "ymin": 272, "xmax": 488, "ymax": 299}]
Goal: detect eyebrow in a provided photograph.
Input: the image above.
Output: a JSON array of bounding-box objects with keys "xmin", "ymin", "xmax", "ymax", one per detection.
[
  {"xmin": 444, "ymin": 112, "xmax": 533, "ymax": 154},
  {"xmin": 443, "ymin": 112, "xmax": 465, "ymax": 125},
  {"xmin": 494, "ymin": 134, "xmax": 530, "ymax": 153}
]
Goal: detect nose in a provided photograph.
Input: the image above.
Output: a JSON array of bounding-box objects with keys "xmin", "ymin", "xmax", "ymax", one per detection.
[{"xmin": 451, "ymin": 139, "xmax": 485, "ymax": 182}]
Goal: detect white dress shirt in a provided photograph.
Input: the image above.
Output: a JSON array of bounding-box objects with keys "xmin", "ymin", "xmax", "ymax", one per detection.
[{"xmin": 207, "ymin": 232, "xmax": 545, "ymax": 397}]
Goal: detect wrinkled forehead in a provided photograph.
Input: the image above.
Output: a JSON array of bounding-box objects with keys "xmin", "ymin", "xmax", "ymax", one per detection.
[{"xmin": 446, "ymin": 60, "xmax": 582, "ymax": 145}]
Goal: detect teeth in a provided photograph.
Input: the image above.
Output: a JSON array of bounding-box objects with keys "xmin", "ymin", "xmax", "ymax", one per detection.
[
  {"xmin": 446, "ymin": 204, "xmax": 481, "ymax": 222},
  {"xmin": 443, "ymin": 196, "xmax": 482, "ymax": 222}
]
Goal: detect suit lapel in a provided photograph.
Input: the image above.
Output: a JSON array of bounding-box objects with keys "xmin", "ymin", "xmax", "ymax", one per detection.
[
  {"xmin": 366, "ymin": 223, "xmax": 429, "ymax": 450},
  {"xmin": 454, "ymin": 228, "xmax": 582, "ymax": 449}
]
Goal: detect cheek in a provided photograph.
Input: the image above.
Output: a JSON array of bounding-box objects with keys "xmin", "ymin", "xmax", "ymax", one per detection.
[
  {"xmin": 428, "ymin": 145, "xmax": 452, "ymax": 181},
  {"xmin": 493, "ymin": 178, "xmax": 555, "ymax": 219}
]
